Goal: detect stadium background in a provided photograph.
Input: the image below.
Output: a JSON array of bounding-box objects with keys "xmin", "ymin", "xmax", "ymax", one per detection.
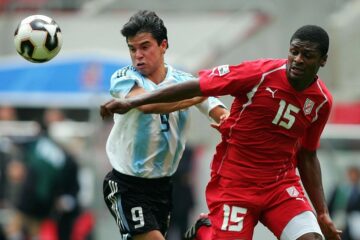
[{"xmin": 0, "ymin": 0, "xmax": 359, "ymax": 239}]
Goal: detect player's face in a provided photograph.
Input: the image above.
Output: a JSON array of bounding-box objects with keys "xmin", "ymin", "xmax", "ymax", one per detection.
[
  {"xmin": 127, "ymin": 32, "xmax": 167, "ymax": 79},
  {"xmin": 286, "ymin": 39, "xmax": 327, "ymax": 90}
]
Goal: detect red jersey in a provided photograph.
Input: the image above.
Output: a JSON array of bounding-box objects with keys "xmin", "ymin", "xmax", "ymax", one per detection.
[{"xmin": 199, "ymin": 59, "xmax": 332, "ymax": 184}]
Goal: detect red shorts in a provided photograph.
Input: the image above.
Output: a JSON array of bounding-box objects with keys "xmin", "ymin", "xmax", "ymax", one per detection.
[{"xmin": 205, "ymin": 174, "xmax": 313, "ymax": 239}]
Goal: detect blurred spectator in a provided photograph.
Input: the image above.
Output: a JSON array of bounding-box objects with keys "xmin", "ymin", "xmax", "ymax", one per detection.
[
  {"xmin": 344, "ymin": 166, "xmax": 360, "ymax": 240},
  {"xmin": 328, "ymin": 166, "xmax": 360, "ymax": 240},
  {"xmin": 55, "ymin": 151, "xmax": 81, "ymax": 240},
  {"xmin": 43, "ymin": 108, "xmax": 66, "ymax": 125},
  {"xmin": 41, "ymin": 108, "xmax": 83, "ymax": 240},
  {"xmin": 0, "ymin": 106, "xmax": 19, "ymax": 205},
  {"xmin": 0, "ymin": 138, "xmax": 16, "ymax": 240},
  {"xmin": 0, "ymin": 106, "xmax": 17, "ymax": 121},
  {"xmin": 43, "ymin": 108, "xmax": 95, "ymax": 240},
  {"xmin": 0, "ymin": 105, "xmax": 22, "ymax": 240},
  {"xmin": 5, "ymin": 108, "xmax": 81, "ymax": 240}
]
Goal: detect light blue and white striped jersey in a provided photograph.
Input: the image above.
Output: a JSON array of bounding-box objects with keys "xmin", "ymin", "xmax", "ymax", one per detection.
[{"xmin": 106, "ymin": 64, "xmax": 225, "ymax": 178}]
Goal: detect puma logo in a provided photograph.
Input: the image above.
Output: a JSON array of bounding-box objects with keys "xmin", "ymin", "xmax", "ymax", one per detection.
[{"xmin": 266, "ymin": 87, "xmax": 278, "ymax": 98}]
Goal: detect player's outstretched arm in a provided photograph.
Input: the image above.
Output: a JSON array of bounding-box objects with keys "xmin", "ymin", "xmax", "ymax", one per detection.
[
  {"xmin": 130, "ymin": 79, "xmax": 202, "ymax": 106},
  {"xmin": 129, "ymin": 84, "xmax": 208, "ymax": 113},
  {"xmin": 100, "ymin": 80, "xmax": 202, "ymax": 118},
  {"xmin": 296, "ymin": 147, "xmax": 342, "ymax": 240}
]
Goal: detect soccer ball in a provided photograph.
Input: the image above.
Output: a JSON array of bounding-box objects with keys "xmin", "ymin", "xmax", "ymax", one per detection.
[{"xmin": 14, "ymin": 15, "xmax": 62, "ymax": 63}]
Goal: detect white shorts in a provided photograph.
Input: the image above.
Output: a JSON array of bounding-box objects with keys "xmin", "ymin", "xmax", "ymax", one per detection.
[{"xmin": 280, "ymin": 211, "xmax": 324, "ymax": 240}]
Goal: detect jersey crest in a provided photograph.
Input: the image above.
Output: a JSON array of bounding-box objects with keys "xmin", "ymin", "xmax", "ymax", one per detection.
[{"xmin": 303, "ymin": 98, "xmax": 315, "ymax": 115}]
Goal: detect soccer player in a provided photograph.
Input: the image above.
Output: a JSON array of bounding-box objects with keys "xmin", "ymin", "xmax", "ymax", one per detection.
[
  {"xmin": 100, "ymin": 10, "xmax": 227, "ymax": 240},
  {"xmin": 100, "ymin": 25, "xmax": 343, "ymax": 240}
]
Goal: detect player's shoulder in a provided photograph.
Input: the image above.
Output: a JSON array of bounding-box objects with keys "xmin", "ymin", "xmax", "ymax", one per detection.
[
  {"xmin": 169, "ymin": 65, "xmax": 195, "ymax": 82},
  {"xmin": 237, "ymin": 58, "xmax": 286, "ymax": 72},
  {"xmin": 111, "ymin": 65, "xmax": 141, "ymax": 80},
  {"xmin": 246, "ymin": 58, "xmax": 286, "ymax": 68},
  {"xmin": 316, "ymin": 78, "xmax": 333, "ymax": 106}
]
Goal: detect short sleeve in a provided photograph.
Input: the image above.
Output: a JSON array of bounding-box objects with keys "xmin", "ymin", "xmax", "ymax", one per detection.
[
  {"xmin": 109, "ymin": 67, "xmax": 141, "ymax": 99},
  {"xmin": 195, "ymin": 97, "xmax": 227, "ymax": 117},
  {"xmin": 300, "ymin": 95, "xmax": 333, "ymax": 150},
  {"xmin": 198, "ymin": 61, "xmax": 265, "ymax": 97}
]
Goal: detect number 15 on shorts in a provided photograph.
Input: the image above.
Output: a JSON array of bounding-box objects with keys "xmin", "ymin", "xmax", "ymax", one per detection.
[{"xmin": 221, "ymin": 204, "xmax": 247, "ymax": 232}]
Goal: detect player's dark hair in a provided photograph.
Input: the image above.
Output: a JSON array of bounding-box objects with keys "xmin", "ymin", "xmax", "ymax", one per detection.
[
  {"xmin": 290, "ymin": 25, "xmax": 329, "ymax": 56},
  {"xmin": 121, "ymin": 10, "xmax": 169, "ymax": 48}
]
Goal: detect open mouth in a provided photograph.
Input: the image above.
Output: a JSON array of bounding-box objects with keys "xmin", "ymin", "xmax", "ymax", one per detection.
[{"xmin": 290, "ymin": 66, "xmax": 304, "ymax": 76}]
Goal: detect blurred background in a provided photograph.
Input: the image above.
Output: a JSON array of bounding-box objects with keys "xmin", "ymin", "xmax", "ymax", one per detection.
[{"xmin": 0, "ymin": 0, "xmax": 360, "ymax": 239}]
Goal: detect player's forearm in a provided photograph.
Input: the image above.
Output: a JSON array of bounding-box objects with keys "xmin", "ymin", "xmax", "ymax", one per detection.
[
  {"xmin": 169, "ymin": 96, "xmax": 207, "ymax": 112},
  {"xmin": 297, "ymin": 148, "xmax": 329, "ymax": 216},
  {"xmin": 100, "ymin": 80, "xmax": 204, "ymax": 116},
  {"xmin": 128, "ymin": 80, "xmax": 202, "ymax": 108},
  {"xmin": 139, "ymin": 97, "xmax": 206, "ymax": 114}
]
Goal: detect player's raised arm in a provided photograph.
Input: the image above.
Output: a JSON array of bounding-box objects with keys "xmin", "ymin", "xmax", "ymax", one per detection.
[{"xmin": 100, "ymin": 79, "xmax": 202, "ymax": 117}]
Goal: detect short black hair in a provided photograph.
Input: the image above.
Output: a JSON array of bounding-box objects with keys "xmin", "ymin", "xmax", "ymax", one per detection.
[
  {"xmin": 290, "ymin": 25, "xmax": 329, "ymax": 56},
  {"xmin": 121, "ymin": 10, "xmax": 168, "ymax": 48}
]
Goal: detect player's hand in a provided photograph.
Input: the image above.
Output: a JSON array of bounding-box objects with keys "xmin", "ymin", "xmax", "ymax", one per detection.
[
  {"xmin": 210, "ymin": 112, "xmax": 229, "ymax": 132},
  {"xmin": 100, "ymin": 99, "xmax": 132, "ymax": 119},
  {"xmin": 317, "ymin": 213, "xmax": 342, "ymax": 240}
]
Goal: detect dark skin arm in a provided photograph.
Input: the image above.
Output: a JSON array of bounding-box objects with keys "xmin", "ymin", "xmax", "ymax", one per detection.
[
  {"xmin": 127, "ymin": 84, "xmax": 207, "ymax": 114},
  {"xmin": 297, "ymin": 147, "xmax": 342, "ymax": 240},
  {"xmin": 101, "ymin": 79, "xmax": 229, "ymax": 123},
  {"xmin": 100, "ymin": 80, "xmax": 202, "ymax": 117}
]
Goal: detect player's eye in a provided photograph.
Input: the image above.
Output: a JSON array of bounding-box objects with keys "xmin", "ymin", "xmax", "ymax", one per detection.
[
  {"xmin": 303, "ymin": 52, "xmax": 315, "ymax": 59},
  {"xmin": 290, "ymin": 49, "xmax": 298, "ymax": 56}
]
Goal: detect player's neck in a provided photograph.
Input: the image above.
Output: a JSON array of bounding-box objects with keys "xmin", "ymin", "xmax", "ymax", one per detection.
[
  {"xmin": 148, "ymin": 66, "xmax": 168, "ymax": 85},
  {"xmin": 288, "ymin": 77, "xmax": 317, "ymax": 91}
]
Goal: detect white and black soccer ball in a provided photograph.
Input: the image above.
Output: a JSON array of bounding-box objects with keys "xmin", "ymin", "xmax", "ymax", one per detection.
[{"xmin": 14, "ymin": 15, "xmax": 62, "ymax": 63}]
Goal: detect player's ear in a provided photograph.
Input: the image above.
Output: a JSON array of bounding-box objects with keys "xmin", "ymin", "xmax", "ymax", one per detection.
[
  {"xmin": 320, "ymin": 54, "xmax": 327, "ymax": 67},
  {"xmin": 160, "ymin": 39, "xmax": 168, "ymax": 53}
]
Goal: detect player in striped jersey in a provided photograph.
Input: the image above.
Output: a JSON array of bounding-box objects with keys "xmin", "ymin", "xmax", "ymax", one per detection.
[
  {"xmin": 100, "ymin": 10, "xmax": 228, "ymax": 240},
  {"xmin": 101, "ymin": 25, "xmax": 342, "ymax": 240}
]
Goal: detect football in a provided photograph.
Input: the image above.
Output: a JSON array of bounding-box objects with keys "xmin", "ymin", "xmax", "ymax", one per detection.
[{"xmin": 14, "ymin": 15, "xmax": 62, "ymax": 63}]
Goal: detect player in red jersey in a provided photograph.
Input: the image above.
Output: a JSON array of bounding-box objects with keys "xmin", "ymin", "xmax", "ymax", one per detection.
[{"xmin": 100, "ymin": 25, "xmax": 342, "ymax": 240}]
